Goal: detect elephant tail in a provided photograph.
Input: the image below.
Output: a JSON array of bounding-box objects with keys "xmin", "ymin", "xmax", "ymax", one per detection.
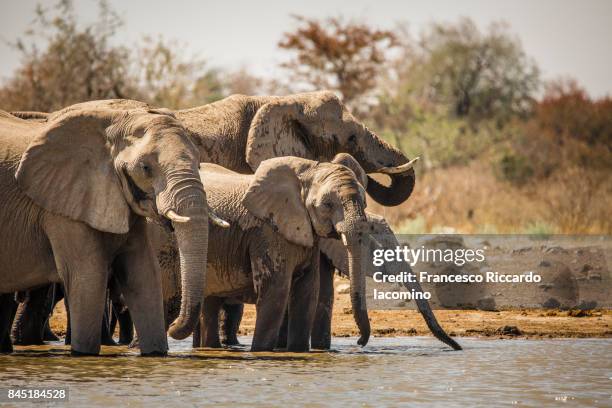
[{"xmin": 414, "ymin": 296, "xmax": 462, "ymax": 350}]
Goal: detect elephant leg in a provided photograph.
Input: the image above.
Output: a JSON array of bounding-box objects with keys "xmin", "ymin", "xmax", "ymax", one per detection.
[
  {"xmin": 43, "ymin": 283, "xmax": 63, "ymax": 342},
  {"xmin": 251, "ymin": 253, "xmax": 292, "ymax": 352},
  {"xmin": 112, "ymin": 221, "xmax": 168, "ymax": 356},
  {"xmin": 11, "ymin": 285, "xmax": 55, "ymax": 345},
  {"xmin": 287, "ymin": 253, "xmax": 320, "ymax": 352},
  {"xmin": 109, "ymin": 280, "xmax": 134, "ymax": 345},
  {"xmin": 100, "ymin": 294, "xmax": 117, "ymax": 346},
  {"xmin": 311, "ymin": 253, "xmax": 334, "ymax": 350},
  {"xmin": 0, "ymin": 294, "xmax": 17, "ymax": 353},
  {"xmin": 198, "ymin": 296, "xmax": 224, "ymax": 348},
  {"xmin": 46, "ymin": 224, "xmax": 110, "ymax": 355},
  {"xmin": 276, "ymin": 311, "xmax": 289, "ymax": 349},
  {"xmin": 64, "ymin": 296, "xmax": 71, "ymax": 345},
  {"xmin": 115, "ymin": 307, "xmax": 134, "ymax": 346},
  {"xmin": 220, "ymin": 301, "xmax": 243, "ymax": 346}
]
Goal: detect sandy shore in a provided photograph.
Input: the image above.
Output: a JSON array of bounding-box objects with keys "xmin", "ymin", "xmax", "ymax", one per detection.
[{"xmin": 49, "ymin": 292, "xmax": 611, "ymax": 340}]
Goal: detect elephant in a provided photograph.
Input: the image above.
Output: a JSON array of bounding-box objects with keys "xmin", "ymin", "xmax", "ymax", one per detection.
[
  {"xmin": 11, "ymin": 285, "xmax": 62, "ymax": 345},
  {"xmin": 11, "ymin": 281, "xmax": 134, "ymax": 347},
  {"xmin": 0, "ymin": 294, "xmax": 17, "ymax": 353},
  {"xmin": 0, "ymin": 105, "xmax": 223, "ymax": 355},
  {"xmin": 13, "ymin": 91, "xmax": 419, "ymax": 348},
  {"xmin": 194, "ymin": 213, "xmax": 462, "ymax": 351},
  {"xmin": 151, "ymin": 154, "xmax": 373, "ymax": 351},
  {"xmin": 19, "ymin": 90, "xmax": 417, "ymax": 207}
]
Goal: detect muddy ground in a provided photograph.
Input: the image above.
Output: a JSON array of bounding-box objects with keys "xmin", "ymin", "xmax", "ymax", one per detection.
[{"xmin": 49, "ymin": 290, "xmax": 611, "ymax": 341}]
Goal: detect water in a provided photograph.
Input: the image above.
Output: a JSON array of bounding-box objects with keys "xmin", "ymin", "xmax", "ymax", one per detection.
[{"xmin": 1, "ymin": 337, "xmax": 611, "ymax": 407}]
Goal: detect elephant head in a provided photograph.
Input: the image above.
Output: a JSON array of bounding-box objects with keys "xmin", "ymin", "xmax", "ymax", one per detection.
[
  {"xmin": 15, "ymin": 107, "xmax": 226, "ymax": 340},
  {"xmin": 245, "ymin": 91, "xmax": 416, "ymax": 207},
  {"xmin": 320, "ymin": 212, "xmax": 462, "ymax": 350},
  {"xmin": 242, "ymin": 153, "xmax": 371, "ymax": 346}
]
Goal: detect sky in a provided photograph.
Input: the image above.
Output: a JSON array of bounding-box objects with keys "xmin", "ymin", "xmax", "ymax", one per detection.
[{"xmin": 1, "ymin": 0, "xmax": 611, "ymax": 97}]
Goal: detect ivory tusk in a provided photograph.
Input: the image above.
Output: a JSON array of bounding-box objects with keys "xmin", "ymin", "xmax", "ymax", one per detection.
[
  {"xmin": 370, "ymin": 235, "xmax": 383, "ymax": 249},
  {"xmin": 166, "ymin": 210, "xmax": 190, "ymax": 223},
  {"xmin": 376, "ymin": 157, "xmax": 420, "ymax": 175},
  {"xmin": 209, "ymin": 210, "xmax": 230, "ymax": 228},
  {"xmin": 341, "ymin": 233, "xmax": 348, "ymax": 246}
]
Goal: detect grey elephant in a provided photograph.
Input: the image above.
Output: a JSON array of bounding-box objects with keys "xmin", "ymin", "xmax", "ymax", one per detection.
[
  {"xmin": 0, "ymin": 106, "xmax": 222, "ymax": 355},
  {"xmin": 14, "ymin": 91, "xmax": 418, "ymax": 347},
  {"xmin": 195, "ymin": 213, "xmax": 461, "ymax": 351},
  {"xmin": 152, "ymin": 154, "xmax": 373, "ymax": 351}
]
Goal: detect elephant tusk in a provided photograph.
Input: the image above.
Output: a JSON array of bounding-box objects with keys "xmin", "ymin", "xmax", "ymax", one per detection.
[
  {"xmin": 341, "ymin": 233, "xmax": 348, "ymax": 246},
  {"xmin": 209, "ymin": 210, "xmax": 230, "ymax": 228},
  {"xmin": 370, "ymin": 235, "xmax": 383, "ymax": 249},
  {"xmin": 166, "ymin": 210, "xmax": 190, "ymax": 223},
  {"xmin": 376, "ymin": 157, "xmax": 420, "ymax": 175}
]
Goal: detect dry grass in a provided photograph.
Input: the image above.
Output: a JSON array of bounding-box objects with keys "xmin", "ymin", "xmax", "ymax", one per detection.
[{"xmin": 366, "ymin": 162, "xmax": 611, "ymax": 234}]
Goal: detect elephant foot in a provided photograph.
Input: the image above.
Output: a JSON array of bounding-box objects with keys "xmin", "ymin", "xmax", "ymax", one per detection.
[
  {"xmin": 221, "ymin": 338, "xmax": 241, "ymax": 347},
  {"xmin": 70, "ymin": 349, "xmax": 99, "ymax": 357},
  {"xmin": 287, "ymin": 344, "xmax": 310, "ymax": 353},
  {"xmin": 0, "ymin": 335, "xmax": 13, "ymax": 354},
  {"xmin": 101, "ymin": 337, "xmax": 117, "ymax": 346},
  {"xmin": 128, "ymin": 337, "xmax": 140, "ymax": 349},
  {"xmin": 140, "ymin": 350, "xmax": 168, "ymax": 357},
  {"xmin": 311, "ymin": 338, "xmax": 331, "ymax": 350}
]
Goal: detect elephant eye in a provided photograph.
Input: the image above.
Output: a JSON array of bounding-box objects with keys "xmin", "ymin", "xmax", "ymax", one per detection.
[
  {"xmin": 348, "ymin": 134, "xmax": 357, "ymax": 144},
  {"xmin": 139, "ymin": 162, "xmax": 153, "ymax": 178}
]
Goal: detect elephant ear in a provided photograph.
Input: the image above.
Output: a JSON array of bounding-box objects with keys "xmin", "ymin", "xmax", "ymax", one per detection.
[
  {"xmin": 245, "ymin": 91, "xmax": 344, "ymax": 170},
  {"xmin": 332, "ymin": 153, "xmax": 368, "ymax": 187},
  {"xmin": 15, "ymin": 110, "xmax": 130, "ymax": 234},
  {"xmin": 242, "ymin": 158, "xmax": 314, "ymax": 247}
]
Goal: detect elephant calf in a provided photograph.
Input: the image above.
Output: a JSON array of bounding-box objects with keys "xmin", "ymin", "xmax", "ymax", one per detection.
[{"xmin": 151, "ymin": 154, "xmax": 373, "ymax": 352}]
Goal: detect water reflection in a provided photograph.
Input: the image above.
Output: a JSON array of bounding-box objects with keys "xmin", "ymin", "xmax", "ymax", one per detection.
[{"xmin": 1, "ymin": 337, "xmax": 610, "ymax": 407}]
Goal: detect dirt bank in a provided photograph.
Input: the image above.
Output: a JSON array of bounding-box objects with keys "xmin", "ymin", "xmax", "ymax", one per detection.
[{"xmin": 49, "ymin": 296, "xmax": 611, "ymax": 341}]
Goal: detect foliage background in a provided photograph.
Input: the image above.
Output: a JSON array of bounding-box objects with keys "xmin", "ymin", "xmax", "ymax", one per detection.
[{"xmin": 1, "ymin": 1, "xmax": 610, "ymax": 234}]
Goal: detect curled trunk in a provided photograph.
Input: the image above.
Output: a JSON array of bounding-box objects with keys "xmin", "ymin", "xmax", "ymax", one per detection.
[
  {"xmin": 357, "ymin": 128, "xmax": 416, "ymax": 207},
  {"xmin": 366, "ymin": 170, "xmax": 415, "ymax": 207}
]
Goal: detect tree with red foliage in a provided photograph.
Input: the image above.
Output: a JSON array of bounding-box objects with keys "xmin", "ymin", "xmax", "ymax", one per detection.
[{"xmin": 278, "ymin": 15, "xmax": 398, "ymax": 107}]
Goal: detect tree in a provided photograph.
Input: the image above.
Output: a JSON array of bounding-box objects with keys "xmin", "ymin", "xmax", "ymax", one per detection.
[
  {"xmin": 278, "ymin": 15, "xmax": 398, "ymax": 107},
  {"xmin": 0, "ymin": 0, "xmax": 140, "ymax": 111},
  {"xmin": 397, "ymin": 18, "xmax": 540, "ymax": 122},
  {"xmin": 136, "ymin": 36, "xmax": 224, "ymax": 109}
]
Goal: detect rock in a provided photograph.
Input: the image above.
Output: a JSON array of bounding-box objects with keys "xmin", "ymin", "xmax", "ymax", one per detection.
[
  {"xmin": 576, "ymin": 300, "xmax": 598, "ymax": 310},
  {"xmin": 567, "ymin": 309, "xmax": 590, "ymax": 317},
  {"xmin": 539, "ymin": 260, "xmax": 551, "ymax": 267},
  {"xmin": 477, "ymin": 297, "xmax": 497, "ymax": 311},
  {"xmin": 496, "ymin": 325, "xmax": 522, "ymax": 336},
  {"xmin": 336, "ymin": 283, "xmax": 350, "ymax": 294},
  {"xmin": 543, "ymin": 298, "xmax": 561, "ymax": 309}
]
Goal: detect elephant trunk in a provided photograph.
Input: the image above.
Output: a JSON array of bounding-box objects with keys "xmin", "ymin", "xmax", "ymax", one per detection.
[
  {"xmin": 157, "ymin": 170, "xmax": 210, "ymax": 340},
  {"xmin": 410, "ymin": 282, "xmax": 462, "ymax": 350},
  {"xmin": 167, "ymin": 216, "xmax": 208, "ymax": 340},
  {"xmin": 357, "ymin": 128, "xmax": 416, "ymax": 207},
  {"xmin": 339, "ymin": 201, "xmax": 370, "ymax": 346},
  {"xmin": 383, "ymin": 233, "xmax": 461, "ymax": 350}
]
